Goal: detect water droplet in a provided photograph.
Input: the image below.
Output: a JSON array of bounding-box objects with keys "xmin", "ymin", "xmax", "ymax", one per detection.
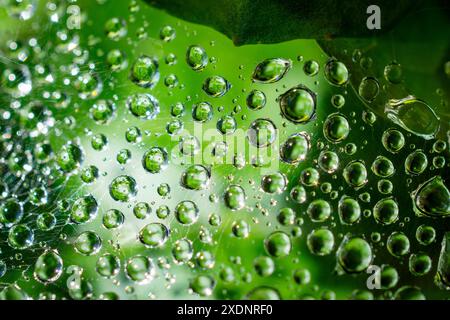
[
  {"xmin": 358, "ymin": 77, "xmax": 379, "ymax": 102},
  {"xmin": 412, "ymin": 176, "xmax": 450, "ymax": 218},
  {"xmin": 278, "ymin": 85, "xmax": 316, "ymax": 124},
  {"xmin": 252, "ymin": 58, "xmax": 292, "ymax": 83},
  {"xmin": 34, "ymin": 250, "xmax": 63, "ymax": 284},
  {"xmin": 186, "ymin": 45, "xmax": 208, "ymax": 71},
  {"xmin": 338, "ymin": 196, "xmax": 361, "ymax": 225},
  {"xmin": 343, "ymin": 160, "xmax": 368, "ymax": 189},
  {"xmin": 323, "ymin": 113, "xmax": 350, "ymax": 143},
  {"xmin": 386, "ymin": 96, "xmax": 440, "ymax": 139},
  {"xmin": 181, "ymin": 165, "xmax": 211, "ymax": 190},
  {"xmin": 139, "ymin": 223, "xmax": 169, "ymax": 248},
  {"xmin": 280, "ymin": 132, "xmax": 310, "ymax": 164},
  {"xmin": 175, "ymin": 200, "xmax": 199, "ymax": 225},
  {"xmin": 74, "ymin": 231, "xmax": 102, "ymax": 256},
  {"xmin": 246, "ymin": 90, "xmax": 266, "ymax": 110},
  {"xmin": 202, "ymin": 75, "xmax": 230, "ymax": 97},
  {"xmin": 127, "ymin": 93, "xmax": 160, "ymax": 120},
  {"xmin": 130, "ymin": 55, "xmax": 160, "ymax": 88},
  {"xmin": 192, "ymin": 102, "xmax": 213, "ymax": 122},
  {"xmin": 307, "ymin": 228, "xmax": 334, "ymax": 256},
  {"xmin": 324, "ymin": 59, "xmax": 349, "ymax": 86},
  {"xmin": 71, "ymin": 195, "xmax": 98, "ymax": 224},
  {"xmin": 142, "ymin": 147, "xmax": 168, "ymax": 173},
  {"xmin": 264, "ymin": 231, "xmax": 291, "ymax": 257},
  {"xmin": 109, "ymin": 175, "xmax": 137, "ymax": 202},
  {"xmin": 96, "ymin": 253, "xmax": 120, "ymax": 279},
  {"xmin": 261, "ymin": 172, "xmax": 287, "ymax": 194},
  {"xmin": 337, "ymin": 236, "xmax": 372, "ymax": 273},
  {"xmin": 247, "ymin": 118, "xmax": 277, "ymax": 147}
]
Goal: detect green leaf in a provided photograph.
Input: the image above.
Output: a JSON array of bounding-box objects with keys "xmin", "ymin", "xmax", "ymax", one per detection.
[{"xmin": 144, "ymin": 0, "xmax": 421, "ymax": 45}]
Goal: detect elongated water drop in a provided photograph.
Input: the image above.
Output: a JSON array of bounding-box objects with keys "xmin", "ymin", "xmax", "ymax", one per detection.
[
  {"xmin": 252, "ymin": 58, "xmax": 292, "ymax": 83},
  {"xmin": 385, "ymin": 96, "xmax": 440, "ymax": 139}
]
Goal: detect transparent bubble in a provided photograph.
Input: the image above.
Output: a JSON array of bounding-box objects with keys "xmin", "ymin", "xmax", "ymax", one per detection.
[
  {"xmin": 371, "ymin": 156, "xmax": 395, "ymax": 178},
  {"xmin": 373, "ymin": 197, "xmax": 399, "ymax": 225},
  {"xmin": 125, "ymin": 126, "xmax": 142, "ymax": 144},
  {"xmin": 189, "ymin": 275, "xmax": 215, "ymax": 297},
  {"xmin": 331, "ymin": 94, "xmax": 345, "ymax": 108},
  {"xmin": 172, "ymin": 238, "xmax": 193, "ymax": 263},
  {"xmin": 408, "ymin": 253, "xmax": 432, "ymax": 276},
  {"xmin": 91, "ymin": 133, "xmax": 108, "ymax": 151},
  {"xmin": 216, "ymin": 115, "xmax": 237, "ymax": 135},
  {"xmin": 0, "ymin": 198, "xmax": 23, "ymax": 225},
  {"xmin": 171, "ymin": 102, "xmax": 185, "ymax": 117},
  {"xmin": 106, "ymin": 49, "xmax": 127, "ymax": 71},
  {"xmin": 384, "ymin": 62, "xmax": 402, "ymax": 84},
  {"xmin": 343, "ymin": 160, "xmax": 368, "ymax": 188},
  {"xmin": 386, "ymin": 96, "xmax": 439, "ymax": 140},
  {"xmin": 293, "ymin": 268, "xmax": 311, "ymax": 285},
  {"xmin": 254, "ymin": 256, "xmax": 275, "ymax": 277},
  {"xmin": 56, "ymin": 143, "xmax": 84, "ymax": 172},
  {"xmin": 358, "ymin": 77, "xmax": 379, "ymax": 102},
  {"xmin": 412, "ymin": 176, "xmax": 450, "ymax": 218},
  {"xmin": 159, "ymin": 25, "xmax": 176, "ymax": 42},
  {"xmin": 394, "ymin": 286, "xmax": 425, "ymax": 300},
  {"xmin": 277, "ymin": 207, "xmax": 296, "ymax": 226},
  {"xmin": 36, "ymin": 212, "xmax": 56, "ymax": 231},
  {"xmin": 416, "ymin": 225, "xmax": 436, "ymax": 246},
  {"xmin": 382, "ymin": 128, "xmax": 405, "ymax": 153},
  {"xmin": 232, "ymin": 220, "xmax": 250, "ymax": 238},
  {"xmin": 338, "ymin": 196, "xmax": 361, "ymax": 225},
  {"xmin": 303, "ymin": 60, "xmax": 319, "ymax": 76},
  {"xmin": 224, "ymin": 184, "xmax": 246, "ymax": 211},
  {"xmin": 300, "ymin": 167, "xmax": 320, "ymax": 187},
  {"xmin": 290, "ymin": 185, "xmax": 307, "ymax": 203},
  {"xmin": 318, "ymin": 150, "xmax": 339, "ymax": 173},
  {"xmin": 74, "ymin": 72, "xmax": 102, "ymax": 100}
]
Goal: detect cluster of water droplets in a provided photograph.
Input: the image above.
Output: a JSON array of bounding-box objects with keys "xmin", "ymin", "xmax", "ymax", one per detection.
[{"xmin": 0, "ymin": 0, "xmax": 448, "ymax": 301}]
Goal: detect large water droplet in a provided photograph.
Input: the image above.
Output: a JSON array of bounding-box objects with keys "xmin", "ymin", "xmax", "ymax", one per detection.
[{"xmin": 385, "ymin": 96, "xmax": 440, "ymax": 139}]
